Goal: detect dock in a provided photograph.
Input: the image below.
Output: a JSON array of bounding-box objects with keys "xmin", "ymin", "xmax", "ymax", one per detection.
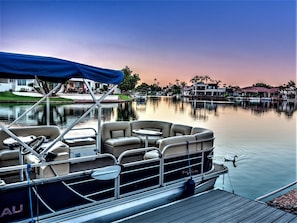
[{"xmin": 115, "ymin": 189, "xmax": 297, "ymax": 223}]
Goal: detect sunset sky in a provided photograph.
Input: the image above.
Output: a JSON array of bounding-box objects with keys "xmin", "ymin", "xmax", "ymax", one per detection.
[{"xmin": 0, "ymin": 0, "xmax": 295, "ymax": 87}]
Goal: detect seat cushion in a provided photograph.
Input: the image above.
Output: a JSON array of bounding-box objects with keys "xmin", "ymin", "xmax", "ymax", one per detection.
[
  {"xmin": 64, "ymin": 137, "xmax": 96, "ymax": 147},
  {"xmin": 104, "ymin": 136, "xmax": 141, "ymax": 147},
  {"xmin": 170, "ymin": 124, "xmax": 192, "ymax": 136}
]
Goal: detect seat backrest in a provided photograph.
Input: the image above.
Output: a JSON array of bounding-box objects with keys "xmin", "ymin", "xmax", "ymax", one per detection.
[
  {"xmin": 130, "ymin": 120, "xmax": 172, "ymax": 137},
  {"xmin": 191, "ymin": 127, "xmax": 210, "ymax": 135},
  {"xmin": 191, "ymin": 127, "xmax": 214, "ymax": 149},
  {"xmin": 170, "ymin": 124, "xmax": 192, "ymax": 136},
  {"xmin": 101, "ymin": 121, "xmax": 132, "ymax": 142},
  {"xmin": 159, "ymin": 135, "xmax": 196, "ymax": 156}
]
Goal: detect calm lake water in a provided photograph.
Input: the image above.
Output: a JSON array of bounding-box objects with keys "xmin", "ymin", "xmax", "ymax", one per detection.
[{"xmin": 0, "ymin": 96, "xmax": 296, "ymax": 200}]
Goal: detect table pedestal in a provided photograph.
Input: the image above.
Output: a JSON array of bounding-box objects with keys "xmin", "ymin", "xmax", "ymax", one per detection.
[{"xmin": 132, "ymin": 129, "xmax": 162, "ymax": 147}]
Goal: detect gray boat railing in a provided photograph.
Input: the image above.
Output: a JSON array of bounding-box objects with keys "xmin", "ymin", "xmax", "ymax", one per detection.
[
  {"xmin": 117, "ymin": 147, "xmax": 162, "ymax": 198},
  {"xmin": 161, "ymin": 139, "xmax": 215, "ymax": 185},
  {"xmin": 255, "ymin": 181, "xmax": 297, "ymax": 202},
  {"xmin": 1, "ymin": 137, "xmax": 218, "ymax": 198},
  {"xmin": 117, "ymin": 138, "xmax": 215, "ymax": 197},
  {"xmin": 0, "ymin": 153, "xmax": 117, "ymax": 188}
]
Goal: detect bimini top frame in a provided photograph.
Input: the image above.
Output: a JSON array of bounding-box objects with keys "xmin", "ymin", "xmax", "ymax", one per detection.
[{"xmin": 0, "ymin": 52, "xmax": 124, "ymax": 160}]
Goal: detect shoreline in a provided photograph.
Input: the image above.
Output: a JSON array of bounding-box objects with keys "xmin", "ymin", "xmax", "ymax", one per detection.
[{"xmin": 9, "ymin": 92, "xmax": 131, "ymax": 103}]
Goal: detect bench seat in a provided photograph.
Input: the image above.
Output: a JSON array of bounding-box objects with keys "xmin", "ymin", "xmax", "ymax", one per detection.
[{"xmin": 101, "ymin": 120, "xmax": 214, "ymax": 159}]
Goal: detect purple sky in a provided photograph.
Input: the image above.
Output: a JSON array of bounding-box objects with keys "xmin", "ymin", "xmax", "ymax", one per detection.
[{"xmin": 1, "ymin": 0, "xmax": 296, "ymax": 87}]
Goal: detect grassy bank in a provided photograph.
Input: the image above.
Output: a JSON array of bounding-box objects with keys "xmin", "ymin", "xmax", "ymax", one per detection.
[
  {"xmin": 0, "ymin": 92, "xmax": 133, "ymax": 103},
  {"xmin": 117, "ymin": 94, "xmax": 133, "ymax": 101},
  {"xmin": 0, "ymin": 92, "xmax": 73, "ymax": 103}
]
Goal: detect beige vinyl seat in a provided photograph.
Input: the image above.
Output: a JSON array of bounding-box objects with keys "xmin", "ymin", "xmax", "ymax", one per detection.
[{"xmin": 101, "ymin": 121, "xmax": 141, "ymax": 157}]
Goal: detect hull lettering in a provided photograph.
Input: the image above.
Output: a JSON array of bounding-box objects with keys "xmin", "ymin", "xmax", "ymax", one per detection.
[{"xmin": 1, "ymin": 204, "xmax": 23, "ymax": 217}]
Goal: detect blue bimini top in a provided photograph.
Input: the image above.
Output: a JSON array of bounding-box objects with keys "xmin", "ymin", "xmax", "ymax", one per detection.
[{"xmin": 0, "ymin": 52, "xmax": 124, "ymax": 84}]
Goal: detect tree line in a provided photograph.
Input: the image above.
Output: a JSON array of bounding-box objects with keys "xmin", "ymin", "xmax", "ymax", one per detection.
[
  {"xmin": 118, "ymin": 66, "xmax": 296, "ymax": 95},
  {"xmin": 31, "ymin": 65, "xmax": 296, "ymax": 96}
]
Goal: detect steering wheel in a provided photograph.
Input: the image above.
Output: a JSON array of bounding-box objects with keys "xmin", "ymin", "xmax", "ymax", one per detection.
[{"xmin": 21, "ymin": 136, "xmax": 46, "ymax": 155}]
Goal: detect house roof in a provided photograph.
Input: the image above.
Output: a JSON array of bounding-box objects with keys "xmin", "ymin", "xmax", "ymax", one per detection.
[{"xmin": 241, "ymin": 86, "xmax": 278, "ymax": 93}]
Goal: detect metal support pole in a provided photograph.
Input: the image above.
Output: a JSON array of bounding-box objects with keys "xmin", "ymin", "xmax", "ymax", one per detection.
[{"xmin": 8, "ymin": 83, "xmax": 62, "ymax": 127}]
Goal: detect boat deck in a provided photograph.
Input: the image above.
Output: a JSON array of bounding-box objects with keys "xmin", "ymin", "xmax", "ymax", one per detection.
[{"xmin": 115, "ymin": 189, "xmax": 297, "ymax": 223}]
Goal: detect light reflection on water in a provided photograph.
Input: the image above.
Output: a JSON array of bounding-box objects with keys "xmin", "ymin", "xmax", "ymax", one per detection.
[{"xmin": 0, "ymin": 97, "xmax": 296, "ymax": 200}]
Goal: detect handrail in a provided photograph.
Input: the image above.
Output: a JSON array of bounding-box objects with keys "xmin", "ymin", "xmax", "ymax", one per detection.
[
  {"xmin": 255, "ymin": 181, "xmax": 297, "ymax": 201},
  {"xmin": 117, "ymin": 147, "xmax": 161, "ymax": 163},
  {"xmin": 0, "ymin": 153, "xmax": 116, "ymax": 173},
  {"xmin": 117, "ymin": 147, "xmax": 162, "ymax": 198},
  {"xmin": 117, "ymin": 138, "xmax": 214, "ymax": 196},
  {"xmin": 162, "ymin": 137, "xmax": 215, "ymax": 156}
]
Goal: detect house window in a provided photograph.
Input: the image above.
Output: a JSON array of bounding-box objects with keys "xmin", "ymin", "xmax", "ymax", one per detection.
[
  {"xmin": 17, "ymin": 79, "xmax": 26, "ymax": 86},
  {"xmin": 0, "ymin": 78, "xmax": 8, "ymax": 83}
]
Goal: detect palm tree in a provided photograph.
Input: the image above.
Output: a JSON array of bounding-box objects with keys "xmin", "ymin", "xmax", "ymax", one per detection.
[
  {"xmin": 190, "ymin": 75, "xmax": 199, "ymax": 84},
  {"xmin": 203, "ymin": 75, "xmax": 210, "ymax": 84},
  {"xmin": 180, "ymin": 81, "xmax": 187, "ymax": 96},
  {"xmin": 190, "ymin": 75, "xmax": 203, "ymax": 84},
  {"xmin": 214, "ymin": 80, "xmax": 221, "ymax": 87},
  {"xmin": 286, "ymin": 80, "xmax": 296, "ymax": 88}
]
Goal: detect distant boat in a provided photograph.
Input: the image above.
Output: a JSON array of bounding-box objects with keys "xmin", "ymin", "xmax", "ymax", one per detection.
[
  {"xmin": 134, "ymin": 92, "xmax": 147, "ymax": 103},
  {"xmin": 235, "ymin": 96, "xmax": 244, "ymax": 102},
  {"xmin": 260, "ymin": 97, "xmax": 272, "ymax": 102},
  {"xmin": 249, "ymin": 97, "xmax": 261, "ymax": 103}
]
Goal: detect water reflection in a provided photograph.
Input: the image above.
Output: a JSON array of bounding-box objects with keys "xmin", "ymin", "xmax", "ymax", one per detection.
[
  {"xmin": 233, "ymin": 100, "xmax": 297, "ymax": 118},
  {"xmin": 0, "ymin": 104, "xmax": 116, "ymax": 127},
  {"xmin": 117, "ymin": 102, "xmax": 138, "ymax": 121},
  {"xmin": 134, "ymin": 97, "xmax": 146, "ymax": 112},
  {"xmin": 190, "ymin": 100, "xmax": 218, "ymax": 121},
  {"xmin": 148, "ymin": 96, "xmax": 161, "ymax": 112},
  {"xmin": 0, "ymin": 97, "xmax": 296, "ymax": 127},
  {"xmin": 33, "ymin": 105, "xmax": 66, "ymax": 125}
]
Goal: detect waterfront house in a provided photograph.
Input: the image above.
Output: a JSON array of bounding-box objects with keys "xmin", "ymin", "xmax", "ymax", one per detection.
[
  {"xmin": 0, "ymin": 78, "xmax": 118, "ymax": 94},
  {"xmin": 0, "ymin": 78, "xmax": 11, "ymax": 92},
  {"xmin": 0, "ymin": 78, "xmax": 34, "ymax": 92},
  {"xmin": 241, "ymin": 86, "xmax": 280, "ymax": 101},
  {"xmin": 190, "ymin": 82, "xmax": 226, "ymax": 99}
]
